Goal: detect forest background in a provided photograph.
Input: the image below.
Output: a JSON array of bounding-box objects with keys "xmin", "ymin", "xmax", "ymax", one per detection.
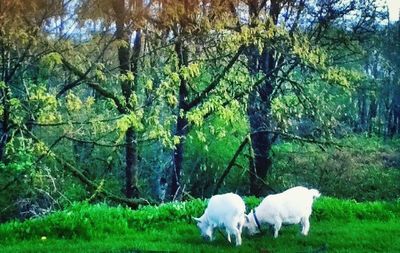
[{"xmin": 0, "ymin": 0, "xmax": 400, "ymax": 223}]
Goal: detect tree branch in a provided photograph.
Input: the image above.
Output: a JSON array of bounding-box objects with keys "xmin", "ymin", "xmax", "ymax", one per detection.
[
  {"xmin": 213, "ymin": 136, "xmax": 249, "ymax": 195},
  {"xmin": 57, "ymin": 37, "xmax": 115, "ymax": 98},
  {"xmin": 186, "ymin": 45, "xmax": 245, "ymax": 110},
  {"xmin": 64, "ymin": 135, "xmax": 129, "ymax": 148},
  {"xmin": 27, "ymin": 115, "xmax": 123, "ymax": 127},
  {"xmin": 59, "ymin": 58, "xmax": 126, "ymax": 113},
  {"xmin": 86, "ymin": 82, "xmax": 126, "ymax": 113}
]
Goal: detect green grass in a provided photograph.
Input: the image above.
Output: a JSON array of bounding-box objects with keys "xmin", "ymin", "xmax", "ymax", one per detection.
[
  {"xmin": 1, "ymin": 220, "xmax": 399, "ymax": 253},
  {"xmin": 1, "ymin": 197, "xmax": 400, "ymax": 252}
]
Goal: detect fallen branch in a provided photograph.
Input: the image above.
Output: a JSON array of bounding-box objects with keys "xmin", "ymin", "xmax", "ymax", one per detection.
[{"xmin": 213, "ymin": 136, "xmax": 249, "ymax": 195}]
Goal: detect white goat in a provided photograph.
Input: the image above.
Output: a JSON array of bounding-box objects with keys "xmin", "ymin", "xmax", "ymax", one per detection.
[
  {"xmin": 244, "ymin": 186, "xmax": 320, "ymax": 238},
  {"xmin": 193, "ymin": 193, "xmax": 246, "ymax": 246}
]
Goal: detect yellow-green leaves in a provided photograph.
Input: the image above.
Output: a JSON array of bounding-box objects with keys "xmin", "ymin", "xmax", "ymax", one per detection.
[
  {"xmin": 33, "ymin": 141, "xmax": 54, "ymax": 158},
  {"xmin": 292, "ymin": 35, "xmax": 327, "ymax": 69},
  {"xmin": 40, "ymin": 52, "xmax": 63, "ymax": 69},
  {"xmin": 66, "ymin": 92, "xmax": 83, "ymax": 112},
  {"xmin": 170, "ymin": 72, "xmax": 180, "ymax": 83},
  {"xmin": 272, "ymin": 95, "xmax": 299, "ymax": 130},
  {"xmin": 180, "ymin": 63, "xmax": 201, "ymax": 81},
  {"xmin": 95, "ymin": 63, "xmax": 107, "ymax": 82},
  {"xmin": 8, "ymin": 98, "xmax": 24, "ymax": 126},
  {"xmin": 145, "ymin": 79, "xmax": 153, "ymax": 91},
  {"xmin": 129, "ymin": 94, "xmax": 138, "ymax": 108},
  {"xmin": 224, "ymin": 21, "xmax": 287, "ymax": 54},
  {"xmin": 116, "ymin": 111, "xmax": 144, "ymax": 140},
  {"xmin": 166, "ymin": 94, "xmax": 178, "ymax": 107},
  {"xmin": 119, "ymin": 71, "xmax": 135, "ymax": 82},
  {"xmin": 322, "ymin": 67, "xmax": 364, "ymax": 88},
  {"xmin": 29, "ymin": 85, "xmax": 60, "ymax": 124},
  {"xmin": 187, "ymin": 109, "xmax": 204, "ymax": 127}
]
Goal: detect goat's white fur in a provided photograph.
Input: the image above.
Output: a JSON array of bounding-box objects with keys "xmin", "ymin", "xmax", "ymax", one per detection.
[
  {"xmin": 194, "ymin": 193, "xmax": 246, "ymax": 246},
  {"xmin": 244, "ymin": 186, "xmax": 320, "ymax": 238}
]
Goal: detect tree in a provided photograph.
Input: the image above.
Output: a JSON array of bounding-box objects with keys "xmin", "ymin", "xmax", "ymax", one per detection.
[{"xmin": 229, "ymin": 0, "xmax": 385, "ymax": 195}]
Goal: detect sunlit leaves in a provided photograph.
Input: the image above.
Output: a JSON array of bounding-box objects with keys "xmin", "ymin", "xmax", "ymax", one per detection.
[
  {"xmin": 66, "ymin": 93, "xmax": 83, "ymax": 112},
  {"xmin": 292, "ymin": 35, "xmax": 327, "ymax": 69},
  {"xmin": 322, "ymin": 67, "xmax": 364, "ymax": 88},
  {"xmin": 166, "ymin": 94, "xmax": 178, "ymax": 107},
  {"xmin": 40, "ymin": 52, "xmax": 63, "ymax": 70},
  {"xmin": 95, "ymin": 64, "xmax": 107, "ymax": 82},
  {"xmin": 119, "ymin": 72, "xmax": 135, "ymax": 82},
  {"xmin": 180, "ymin": 63, "xmax": 201, "ymax": 81},
  {"xmin": 116, "ymin": 111, "xmax": 144, "ymax": 140},
  {"xmin": 145, "ymin": 79, "xmax": 153, "ymax": 91},
  {"xmin": 28, "ymin": 85, "xmax": 60, "ymax": 124}
]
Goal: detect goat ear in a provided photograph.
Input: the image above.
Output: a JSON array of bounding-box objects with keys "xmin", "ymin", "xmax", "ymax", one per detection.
[{"xmin": 192, "ymin": 217, "xmax": 201, "ymax": 223}]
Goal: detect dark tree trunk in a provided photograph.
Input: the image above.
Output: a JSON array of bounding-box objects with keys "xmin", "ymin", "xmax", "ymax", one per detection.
[
  {"xmin": 170, "ymin": 40, "xmax": 189, "ymax": 199},
  {"xmin": 245, "ymin": 0, "xmax": 279, "ymax": 196},
  {"xmin": 388, "ymin": 107, "xmax": 396, "ymax": 137},
  {"xmin": 113, "ymin": 0, "xmax": 139, "ymax": 198},
  {"xmin": 357, "ymin": 89, "xmax": 368, "ymax": 133},
  {"xmin": 125, "ymin": 127, "xmax": 138, "ymax": 198},
  {"xmin": 247, "ymin": 81, "xmax": 274, "ymax": 196},
  {"xmin": 368, "ymin": 97, "xmax": 377, "ymax": 135},
  {"xmin": 171, "ymin": 113, "xmax": 187, "ymax": 199}
]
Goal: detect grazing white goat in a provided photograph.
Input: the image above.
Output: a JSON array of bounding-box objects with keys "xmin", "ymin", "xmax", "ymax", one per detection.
[
  {"xmin": 193, "ymin": 193, "xmax": 246, "ymax": 246},
  {"xmin": 244, "ymin": 186, "xmax": 320, "ymax": 238}
]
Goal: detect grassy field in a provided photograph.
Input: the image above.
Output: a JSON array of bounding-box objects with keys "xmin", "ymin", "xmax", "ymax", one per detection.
[
  {"xmin": 1, "ymin": 220, "xmax": 400, "ymax": 253},
  {"xmin": 1, "ymin": 197, "xmax": 400, "ymax": 253}
]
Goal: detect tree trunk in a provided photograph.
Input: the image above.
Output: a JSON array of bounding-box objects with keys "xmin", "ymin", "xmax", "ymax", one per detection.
[
  {"xmin": 125, "ymin": 127, "xmax": 138, "ymax": 198},
  {"xmin": 357, "ymin": 89, "xmax": 368, "ymax": 133},
  {"xmin": 368, "ymin": 97, "xmax": 377, "ymax": 135},
  {"xmin": 113, "ymin": 0, "xmax": 139, "ymax": 198},
  {"xmin": 171, "ymin": 114, "xmax": 187, "ymax": 199},
  {"xmin": 247, "ymin": 81, "xmax": 274, "ymax": 196},
  {"xmin": 170, "ymin": 40, "xmax": 189, "ymax": 199},
  {"xmin": 388, "ymin": 107, "xmax": 395, "ymax": 138},
  {"xmin": 245, "ymin": 0, "xmax": 279, "ymax": 196}
]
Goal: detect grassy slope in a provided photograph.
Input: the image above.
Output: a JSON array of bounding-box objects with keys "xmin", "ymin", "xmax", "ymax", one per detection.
[{"xmin": 1, "ymin": 197, "xmax": 400, "ymax": 253}]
